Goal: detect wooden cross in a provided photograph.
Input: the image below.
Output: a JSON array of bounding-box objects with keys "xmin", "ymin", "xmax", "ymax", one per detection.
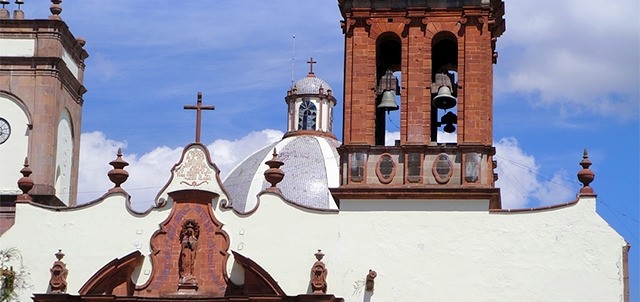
[
  {"xmin": 307, "ymin": 57, "xmax": 317, "ymax": 74},
  {"xmin": 184, "ymin": 92, "xmax": 215, "ymax": 143}
]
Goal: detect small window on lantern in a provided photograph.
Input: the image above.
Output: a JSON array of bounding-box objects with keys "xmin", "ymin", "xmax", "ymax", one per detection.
[{"xmin": 298, "ymin": 98, "xmax": 317, "ymax": 130}]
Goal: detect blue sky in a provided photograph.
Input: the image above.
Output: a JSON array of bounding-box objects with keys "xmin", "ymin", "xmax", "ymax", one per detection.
[{"xmin": 17, "ymin": 0, "xmax": 640, "ymax": 299}]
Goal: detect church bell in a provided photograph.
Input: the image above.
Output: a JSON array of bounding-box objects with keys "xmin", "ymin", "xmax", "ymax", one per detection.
[
  {"xmin": 432, "ymin": 86, "xmax": 457, "ymax": 110},
  {"xmin": 378, "ymin": 90, "xmax": 399, "ymax": 111}
]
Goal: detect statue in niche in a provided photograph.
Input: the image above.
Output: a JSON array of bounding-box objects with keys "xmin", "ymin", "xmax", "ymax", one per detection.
[{"xmin": 179, "ymin": 220, "xmax": 200, "ymax": 284}]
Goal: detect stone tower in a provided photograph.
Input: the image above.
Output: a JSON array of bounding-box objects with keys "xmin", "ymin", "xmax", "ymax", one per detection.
[
  {"xmin": 331, "ymin": 0, "xmax": 505, "ymax": 208},
  {"xmin": 0, "ymin": 2, "xmax": 88, "ymax": 206}
]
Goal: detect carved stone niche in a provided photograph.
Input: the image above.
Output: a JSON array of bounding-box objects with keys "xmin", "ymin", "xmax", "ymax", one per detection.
[
  {"xmin": 406, "ymin": 153, "xmax": 422, "ymax": 183},
  {"xmin": 349, "ymin": 152, "xmax": 366, "ymax": 182},
  {"xmin": 178, "ymin": 219, "xmax": 200, "ymax": 288},
  {"xmin": 464, "ymin": 152, "xmax": 481, "ymax": 183}
]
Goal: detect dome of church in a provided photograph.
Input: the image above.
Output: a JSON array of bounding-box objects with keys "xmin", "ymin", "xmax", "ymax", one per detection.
[
  {"xmin": 223, "ymin": 135, "xmax": 340, "ymax": 213},
  {"xmin": 292, "ymin": 74, "xmax": 333, "ymax": 95}
]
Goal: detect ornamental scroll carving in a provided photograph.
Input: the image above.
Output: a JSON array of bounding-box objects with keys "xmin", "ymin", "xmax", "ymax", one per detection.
[
  {"xmin": 49, "ymin": 250, "xmax": 68, "ymax": 294},
  {"xmin": 310, "ymin": 250, "xmax": 327, "ymax": 294},
  {"xmin": 175, "ymin": 148, "xmax": 213, "ymax": 187},
  {"xmin": 179, "ymin": 220, "xmax": 200, "ymax": 285}
]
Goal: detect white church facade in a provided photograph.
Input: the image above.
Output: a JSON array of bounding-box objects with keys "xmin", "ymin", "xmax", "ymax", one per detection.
[{"xmin": 0, "ymin": 1, "xmax": 630, "ymax": 302}]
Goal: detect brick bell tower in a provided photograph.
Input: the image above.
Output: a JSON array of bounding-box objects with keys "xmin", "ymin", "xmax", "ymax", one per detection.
[{"xmin": 331, "ymin": 0, "xmax": 505, "ymax": 208}]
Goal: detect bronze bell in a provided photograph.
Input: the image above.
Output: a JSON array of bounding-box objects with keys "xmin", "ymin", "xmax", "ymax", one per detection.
[
  {"xmin": 378, "ymin": 90, "xmax": 399, "ymax": 111},
  {"xmin": 441, "ymin": 111, "xmax": 457, "ymax": 133},
  {"xmin": 432, "ymin": 86, "xmax": 457, "ymax": 110}
]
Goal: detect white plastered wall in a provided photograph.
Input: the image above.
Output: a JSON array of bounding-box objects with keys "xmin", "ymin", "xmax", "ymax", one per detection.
[
  {"xmin": 0, "ymin": 94, "xmax": 30, "ymax": 194},
  {"xmin": 213, "ymin": 194, "xmax": 627, "ymax": 302},
  {"xmin": 0, "ymin": 194, "xmax": 172, "ymax": 302},
  {"xmin": 0, "ymin": 191, "xmax": 626, "ymax": 302}
]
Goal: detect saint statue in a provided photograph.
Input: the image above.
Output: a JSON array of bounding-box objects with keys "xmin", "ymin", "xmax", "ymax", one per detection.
[{"xmin": 179, "ymin": 220, "xmax": 199, "ymax": 284}]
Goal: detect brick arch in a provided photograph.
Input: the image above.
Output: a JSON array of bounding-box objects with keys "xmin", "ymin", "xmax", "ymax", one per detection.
[
  {"xmin": 369, "ymin": 22, "xmax": 405, "ymax": 40},
  {"xmin": 79, "ymin": 251, "xmax": 143, "ymax": 296},
  {"xmin": 425, "ymin": 22, "xmax": 460, "ymax": 39}
]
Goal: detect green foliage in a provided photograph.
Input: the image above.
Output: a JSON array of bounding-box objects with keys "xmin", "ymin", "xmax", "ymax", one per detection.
[{"xmin": 0, "ymin": 248, "xmax": 29, "ymax": 302}]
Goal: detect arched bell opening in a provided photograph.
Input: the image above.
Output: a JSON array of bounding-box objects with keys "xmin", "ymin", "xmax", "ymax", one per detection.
[
  {"xmin": 375, "ymin": 33, "xmax": 401, "ymax": 146},
  {"xmin": 430, "ymin": 32, "xmax": 458, "ymax": 144}
]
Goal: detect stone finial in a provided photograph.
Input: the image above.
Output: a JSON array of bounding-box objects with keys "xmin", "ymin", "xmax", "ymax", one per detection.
[
  {"xmin": 49, "ymin": 0, "xmax": 62, "ymax": 20},
  {"xmin": 0, "ymin": 1, "xmax": 9, "ymax": 19},
  {"xmin": 310, "ymin": 249, "xmax": 327, "ymax": 294},
  {"xmin": 12, "ymin": 0, "xmax": 24, "ymax": 19},
  {"xmin": 107, "ymin": 148, "xmax": 129, "ymax": 190},
  {"xmin": 577, "ymin": 149, "xmax": 596, "ymax": 196},
  {"xmin": 76, "ymin": 37, "xmax": 86, "ymax": 47},
  {"xmin": 263, "ymin": 148, "xmax": 284, "ymax": 193},
  {"xmin": 365, "ymin": 269, "xmax": 377, "ymax": 292},
  {"xmin": 49, "ymin": 250, "xmax": 68, "ymax": 293},
  {"xmin": 16, "ymin": 157, "xmax": 33, "ymax": 202}
]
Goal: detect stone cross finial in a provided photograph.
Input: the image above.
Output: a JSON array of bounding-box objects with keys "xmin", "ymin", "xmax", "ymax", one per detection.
[
  {"xmin": 307, "ymin": 57, "xmax": 317, "ymax": 75},
  {"xmin": 184, "ymin": 92, "xmax": 215, "ymax": 143}
]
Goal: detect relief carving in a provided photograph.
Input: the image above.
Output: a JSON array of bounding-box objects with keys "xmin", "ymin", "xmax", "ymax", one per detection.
[
  {"xmin": 310, "ymin": 250, "xmax": 327, "ymax": 294},
  {"xmin": 49, "ymin": 250, "xmax": 68, "ymax": 294},
  {"xmin": 175, "ymin": 148, "xmax": 212, "ymax": 187}
]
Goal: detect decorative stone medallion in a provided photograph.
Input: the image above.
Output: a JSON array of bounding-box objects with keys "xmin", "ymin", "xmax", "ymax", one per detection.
[{"xmin": 432, "ymin": 153, "xmax": 453, "ymax": 184}]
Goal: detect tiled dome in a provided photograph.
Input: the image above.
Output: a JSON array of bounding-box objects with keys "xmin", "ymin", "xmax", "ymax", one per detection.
[
  {"xmin": 223, "ymin": 135, "xmax": 340, "ymax": 213},
  {"xmin": 292, "ymin": 75, "xmax": 333, "ymax": 95}
]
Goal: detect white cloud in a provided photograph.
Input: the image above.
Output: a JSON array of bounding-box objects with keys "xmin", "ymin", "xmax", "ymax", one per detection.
[
  {"xmin": 77, "ymin": 130, "xmax": 283, "ymax": 211},
  {"xmin": 208, "ymin": 129, "xmax": 284, "ymax": 177},
  {"xmin": 494, "ymin": 137, "xmax": 576, "ymax": 209},
  {"xmin": 497, "ymin": 0, "xmax": 639, "ymax": 118}
]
